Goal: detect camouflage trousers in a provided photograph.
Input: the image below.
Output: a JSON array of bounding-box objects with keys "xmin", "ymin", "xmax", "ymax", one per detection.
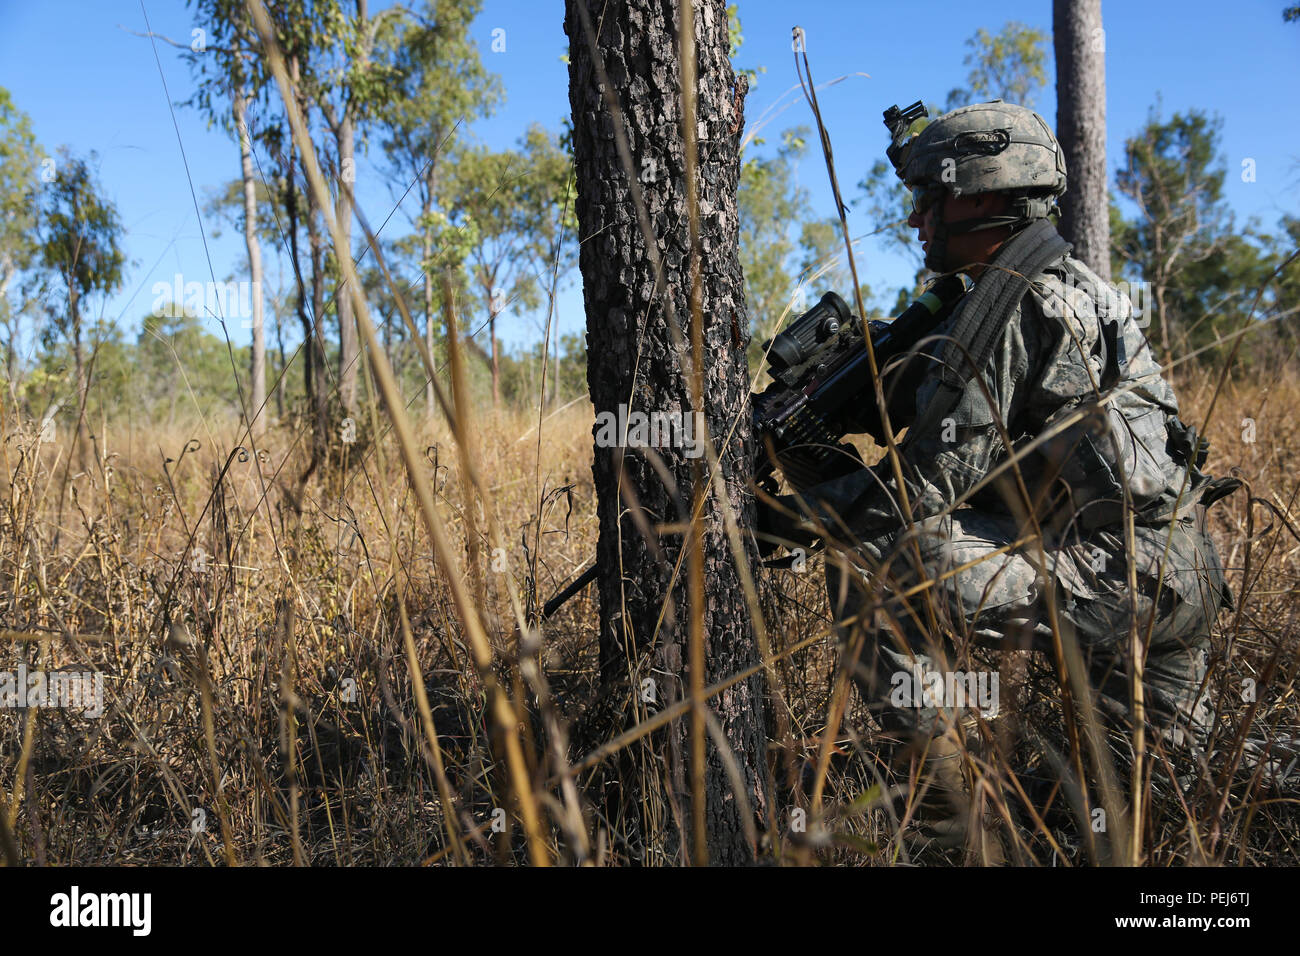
[{"xmin": 828, "ymin": 509, "xmax": 1227, "ymax": 758}]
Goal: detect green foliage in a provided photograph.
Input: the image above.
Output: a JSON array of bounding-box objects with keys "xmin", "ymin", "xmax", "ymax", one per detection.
[
  {"xmin": 203, "ymin": 176, "xmax": 281, "ymax": 243},
  {"xmin": 0, "ymin": 88, "xmax": 41, "ymax": 283},
  {"xmin": 442, "ymin": 125, "xmax": 575, "ymax": 327},
  {"xmin": 738, "ymin": 126, "xmax": 875, "ymax": 375},
  {"xmin": 28, "ymin": 307, "xmax": 247, "ymax": 427},
  {"xmin": 739, "ymin": 129, "xmax": 811, "ymax": 342},
  {"xmin": 0, "ymin": 87, "xmax": 43, "ymax": 379},
  {"xmin": 1269, "ymin": 216, "xmax": 1300, "ymax": 319},
  {"xmin": 34, "ymin": 149, "xmax": 126, "ymax": 340},
  {"xmin": 851, "ymin": 157, "xmax": 929, "ymax": 310},
  {"xmin": 798, "ymin": 218, "xmax": 872, "ymax": 308},
  {"xmin": 1113, "ymin": 107, "xmax": 1292, "ymax": 366},
  {"xmin": 498, "ymin": 332, "xmax": 587, "ymax": 407},
  {"xmin": 854, "ymin": 158, "xmax": 917, "ymax": 260},
  {"xmin": 944, "ymin": 21, "xmax": 1048, "ymax": 111},
  {"xmin": 134, "ymin": 307, "xmax": 246, "ymax": 423},
  {"xmin": 379, "ymin": 0, "xmax": 502, "ymax": 192}
]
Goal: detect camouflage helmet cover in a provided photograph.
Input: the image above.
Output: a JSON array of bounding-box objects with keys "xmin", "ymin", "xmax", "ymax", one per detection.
[{"xmin": 897, "ymin": 100, "xmax": 1068, "ymax": 208}]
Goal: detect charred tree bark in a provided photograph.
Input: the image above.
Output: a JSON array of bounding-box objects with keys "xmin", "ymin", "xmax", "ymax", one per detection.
[
  {"xmin": 565, "ymin": 0, "xmax": 768, "ymax": 865},
  {"xmin": 1054, "ymin": 0, "xmax": 1110, "ymax": 279}
]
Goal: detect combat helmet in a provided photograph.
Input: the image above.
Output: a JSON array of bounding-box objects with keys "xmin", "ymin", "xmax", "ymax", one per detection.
[{"xmin": 884, "ymin": 99, "xmax": 1068, "ymax": 270}]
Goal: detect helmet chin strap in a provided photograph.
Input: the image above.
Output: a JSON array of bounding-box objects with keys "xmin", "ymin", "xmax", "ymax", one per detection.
[
  {"xmin": 924, "ymin": 193, "xmax": 1058, "ymax": 271},
  {"xmin": 924, "ymin": 204, "xmax": 951, "ymax": 272}
]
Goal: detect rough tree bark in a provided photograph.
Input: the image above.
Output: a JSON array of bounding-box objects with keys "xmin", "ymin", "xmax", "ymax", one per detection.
[
  {"xmin": 565, "ymin": 0, "xmax": 768, "ymax": 865},
  {"xmin": 1054, "ymin": 0, "xmax": 1110, "ymax": 279}
]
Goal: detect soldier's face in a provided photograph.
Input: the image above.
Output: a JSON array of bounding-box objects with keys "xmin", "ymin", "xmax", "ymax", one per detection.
[{"xmin": 907, "ymin": 192, "xmax": 1012, "ymax": 270}]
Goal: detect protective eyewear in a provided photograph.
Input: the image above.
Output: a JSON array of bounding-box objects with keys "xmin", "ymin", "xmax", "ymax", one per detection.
[{"xmin": 910, "ymin": 185, "xmax": 944, "ymax": 216}]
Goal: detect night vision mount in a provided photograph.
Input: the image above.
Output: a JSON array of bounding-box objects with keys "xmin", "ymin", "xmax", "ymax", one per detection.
[{"xmin": 883, "ymin": 100, "xmax": 928, "ymax": 176}]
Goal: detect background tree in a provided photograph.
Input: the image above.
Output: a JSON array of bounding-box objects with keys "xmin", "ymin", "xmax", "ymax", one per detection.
[
  {"xmin": 944, "ymin": 21, "xmax": 1049, "ymax": 111},
  {"xmin": 1054, "ymin": 0, "xmax": 1110, "ymax": 278},
  {"xmin": 0, "ymin": 89, "xmax": 42, "ymax": 394},
  {"xmin": 1113, "ymin": 107, "xmax": 1235, "ymax": 364},
  {"xmin": 189, "ymin": 0, "xmax": 337, "ymax": 472},
  {"xmin": 310, "ymin": 0, "xmax": 408, "ymax": 420},
  {"xmin": 1264, "ymin": 215, "xmax": 1300, "ymax": 354},
  {"xmin": 234, "ymin": 72, "xmax": 270, "ymax": 435},
  {"xmin": 280, "ymin": 16, "xmax": 334, "ymax": 476},
  {"xmin": 738, "ymin": 128, "xmax": 808, "ymax": 342},
  {"xmin": 34, "ymin": 149, "xmax": 125, "ymax": 470},
  {"xmin": 185, "ymin": 0, "xmax": 276, "ymax": 436},
  {"xmin": 135, "ymin": 305, "xmax": 246, "ymax": 426},
  {"xmin": 379, "ymin": 0, "xmax": 501, "ymax": 418},
  {"xmin": 565, "ymin": 0, "xmax": 768, "ymax": 865},
  {"xmin": 442, "ymin": 126, "xmax": 572, "ymax": 406}
]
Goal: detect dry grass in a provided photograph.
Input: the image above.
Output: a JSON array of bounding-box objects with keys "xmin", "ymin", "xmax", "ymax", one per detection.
[{"xmin": 0, "ymin": 361, "xmax": 1296, "ymax": 866}]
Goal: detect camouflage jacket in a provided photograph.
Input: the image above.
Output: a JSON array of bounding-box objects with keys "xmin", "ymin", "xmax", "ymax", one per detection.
[{"xmin": 792, "ymin": 251, "xmax": 1223, "ymax": 607}]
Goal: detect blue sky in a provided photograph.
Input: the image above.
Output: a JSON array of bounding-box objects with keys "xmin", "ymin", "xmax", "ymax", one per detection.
[{"xmin": 1, "ymin": 0, "xmax": 1297, "ymax": 357}]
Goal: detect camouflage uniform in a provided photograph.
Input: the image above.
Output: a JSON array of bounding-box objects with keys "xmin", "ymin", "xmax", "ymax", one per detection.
[
  {"xmin": 798, "ymin": 252, "xmax": 1229, "ymax": 762},
  {"xmin": 780, "ymin": 101, "xmax": 1231, "ymax": 773}
]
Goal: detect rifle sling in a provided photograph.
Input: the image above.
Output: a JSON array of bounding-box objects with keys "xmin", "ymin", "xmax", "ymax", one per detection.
[{"xmin": 905, "ymin": 219, "xmax": 1072, "ymax": 448}]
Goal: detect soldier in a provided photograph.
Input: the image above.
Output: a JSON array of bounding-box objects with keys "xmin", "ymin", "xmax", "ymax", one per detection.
[{"xmin": 758, "ymin": 100, "xmax": 1260, "ymax": 863}]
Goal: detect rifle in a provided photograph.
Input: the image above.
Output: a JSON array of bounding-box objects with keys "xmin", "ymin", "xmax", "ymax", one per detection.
[
  {"xmin": 540, "ymin": 273, "xmax": 973, "ymax": 619},
  {"xmin": 752, "ymin": 273, "xmax": 972, "ymax": 494}
]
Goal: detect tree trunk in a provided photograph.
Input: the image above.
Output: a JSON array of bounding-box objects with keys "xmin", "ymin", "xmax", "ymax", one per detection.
[
  {"xmin": 306, "ymin": 185, "xmax": 329, "ymax": 446},
  {"xmin": 235, "ymin": 88, "xmax": 267, "ymax": 437},
  {"xmin": 1054, "ymin": 0, "xmax": 1110, "ymax": 280},
  {"xmin": 286, "ymin": 133, "xmax": 311, "ymax": 418},
  {"xmin": 69, "ymin": 285, "xmax": 90, "ymax": 472},
  {"xmin": 0, "ymin": 256, "xmax": 17, "ymax": 391},
  {"xmin": 423, "ymin": 189, "xmax": 436, "ymax": 419},
  {"xmin": 552, "ymin": 326, "xmax": 559, "ymax": 406},
  {"xmin": 489, "ymin": 308, "xmax": 500, "ymax": 407},
  {"xmin": 298, "ymin": 162, "xmax": 329, "ymax": 468},
  {"xmin": 565, "ymin": 0, "xmax": 768, "ymax": 866},
  {"xmin": 336, "ymin": 112, "xmax": 359, "ymax": 417},
  {"xmin": 286, "ymin": 57, "xmax": 329, "ymax": 480},
  {"xmin": 274, "ymin": 305, "xmax": 287, "ymax": 420}
]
